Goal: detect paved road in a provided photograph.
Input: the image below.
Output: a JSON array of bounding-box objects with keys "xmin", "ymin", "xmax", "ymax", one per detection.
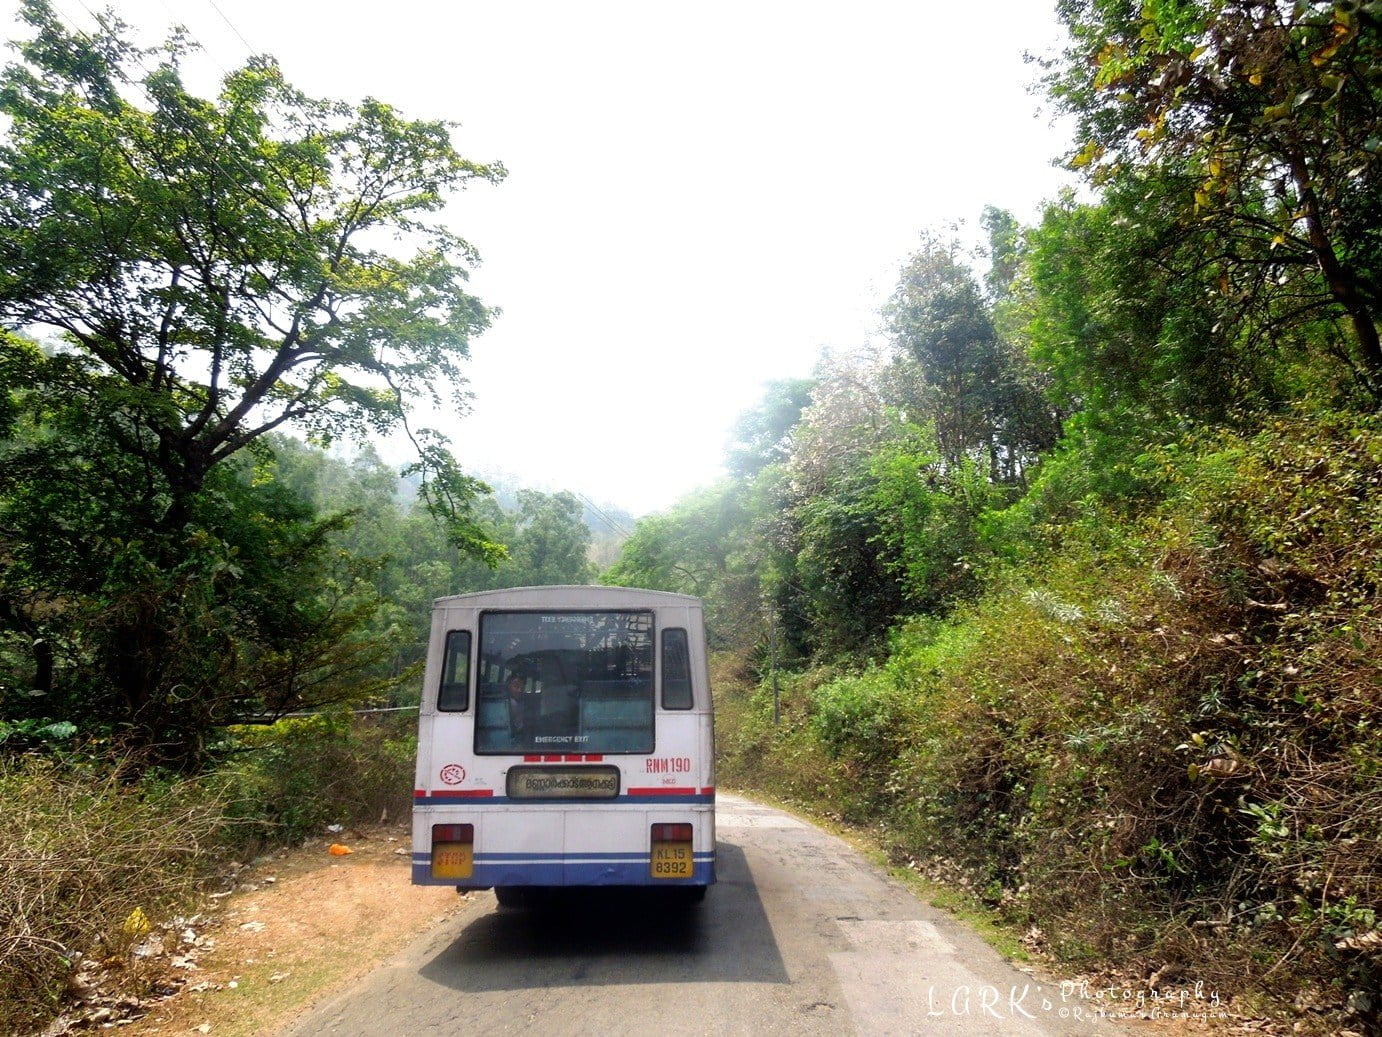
[{"xmin": 279, "ymin": 794, "xmax": 1140, "ymax": 1035}]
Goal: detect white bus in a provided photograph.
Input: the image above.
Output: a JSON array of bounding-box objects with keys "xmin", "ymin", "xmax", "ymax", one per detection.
[{"xmin": 410, "ymin": 586, "xmax": 715, "ymax": 903}]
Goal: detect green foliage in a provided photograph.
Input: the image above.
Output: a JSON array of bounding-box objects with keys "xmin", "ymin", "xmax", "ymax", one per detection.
[
  {"xmin": 1022, "ymin": 185, "xmax": 1239, "ymax": 421},
  {"xmin": 868, "ymin": 431, "xmax": 1009, "ymax": 609},
  {"xmin": 717, "ymin": 417, "xmax": 1382, "ymax": 1026},
  {"xmin": 0, "ymin": 408, "xmax": 401, "ymax": 766},
  {"xmin": 216, "ymin": 711, "xmax": 415, "ymax": 846},
  {"xmin": 508, "ymin": 490, "xmax": 593, "ymax": 586},
  {"xmin": 1049, "ymin": 0, "xmax": 1382, "ymax": 401},
  {"xmin": 791, "ymin": 474, "xmax": 903, "ymax": 654},
  {"xmin": 605, "ymin": 6, "xmax": 1382, "ymax": 1026},
  {"xmin": 725, "ymin": 378, "xmax": 815, "ymax": 479},
  {"xmin": 806, "ymin": 669, "xmax": 915, "ymax": 818},
  {"xmin": 712, "ymin": 654, "xmax": 858, "ymax": 816},
  {"xmin": 0, "ymin": 3, "xmax": 512, "ymax": 764},
  {"xmin": 0, "ymin": 2, "xmax": 504, "ymax": 530},
  {"xmin": 258, "ymin": 440, "xmax": 605, "ymax": 691},
  {"xmin": 886, "ymin": 234, "xmax": 1058, "ymax": 479},
  {"xmin": 602, "ymin": 481, "xmax": 763, "ymax": 649}
]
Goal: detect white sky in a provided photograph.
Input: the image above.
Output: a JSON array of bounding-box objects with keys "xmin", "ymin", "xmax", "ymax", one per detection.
[{"xmin": 4, "ymin": 0, "xmax": 1077, "ymax": 517}]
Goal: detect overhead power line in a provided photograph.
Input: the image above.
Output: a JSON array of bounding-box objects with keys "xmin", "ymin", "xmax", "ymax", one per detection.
[
  {"xmin": 202, "ymin": 0, "xmax": 258, "ymax": 57},
  {"xmin": 576, "ymin": 491, "xmax": 634, "ymax": 540}
]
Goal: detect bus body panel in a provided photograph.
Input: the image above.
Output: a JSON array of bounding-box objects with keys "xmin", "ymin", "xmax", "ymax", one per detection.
[{"xmin": 411, "ymin": 586, "xmax": 715, "ymax": 892}]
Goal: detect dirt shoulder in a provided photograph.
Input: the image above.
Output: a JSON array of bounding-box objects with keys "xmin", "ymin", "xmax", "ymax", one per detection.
[{"xmin": 119, "ymin": 827, "xmax": 477, "ymax": 1037}]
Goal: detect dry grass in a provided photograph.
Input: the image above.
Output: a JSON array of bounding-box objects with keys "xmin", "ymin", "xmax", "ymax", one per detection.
[
  {"xmin": 0, "ymin": 711, "xmax": 418, "ymax": 1034},
  {"xmin": 0, "ymin": 758, "xmax": 226, "ymax": 1033}
]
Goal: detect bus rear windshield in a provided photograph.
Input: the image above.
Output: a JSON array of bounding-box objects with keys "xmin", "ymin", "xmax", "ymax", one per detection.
[{"xmin": 474, "ymin": 610, "xmax": 654, "ymax": 755}]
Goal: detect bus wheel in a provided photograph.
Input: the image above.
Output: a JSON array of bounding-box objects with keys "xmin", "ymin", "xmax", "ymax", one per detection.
[
  {"xmin": 494, "ymin": 886, "xmax": 527, "ymax": 908},
  {"xmin": 673, "ymin": 886, "xmax": 707, "ymax": 907}
]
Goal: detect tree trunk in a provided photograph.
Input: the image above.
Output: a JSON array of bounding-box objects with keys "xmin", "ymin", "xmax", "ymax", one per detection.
[{"xmin": 1288, "ymin": 150, "xmax": 1382, "ymax": 393}]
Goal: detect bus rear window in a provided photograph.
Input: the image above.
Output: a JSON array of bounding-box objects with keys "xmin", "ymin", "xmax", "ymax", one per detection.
[
  {"xmin": 661, "ymin": 628, "xmax": 693, "ymax": 709},
  {"xmin": 474, "ymin": 611, "xmax": 654, "ymax": 755},
  {"xmin": 438, "ymin": 630, "xmax": 470, "ymax": 712}
]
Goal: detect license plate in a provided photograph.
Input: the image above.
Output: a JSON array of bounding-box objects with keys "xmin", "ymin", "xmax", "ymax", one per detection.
[
  {"xmin": 650, "ymin": 842, "xmax": 693, "ymax": 879},
  {"xmin": 431, "ymin": 842, "xmax": 473, "ymax": 880}
]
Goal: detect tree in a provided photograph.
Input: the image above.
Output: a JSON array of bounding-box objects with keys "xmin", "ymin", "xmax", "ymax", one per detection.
[
  {"xmin": 776, "ymin": 355, "xmax": 912, "ymax": 653},
  {"xmin": 885, "ymin": 237, "xmax": 1054, "ymax": 481},
  {"xmin": 0, "ymin": 1, "xmax": 504, "ymax": 544},
  {"xmin": 792, "ymin": 470, "xmax": 906, "ymax": 655},
  {"xmin": 601, "ymin": 482, "xmax": 763, "ymax": 649},
  {"xmin": 788, "ymin": 350, "xmax": 893, "ymax": 496},
  {"xmin": 725, "ymin": 378, "xmax": 815, "ymax": 479},
  {"xmin": 508, "ymin": 490, "xmax": 594, "ymax": 586},
  {"xmin": 981, "ymin": 205, "xmax": 1024, "ymax": 300},
  {"xmin": 0, "ymin": 375, "xmax": 398, "ymax": 764},
  {"xmin": 1022, "ymin": 181, "xmax": 1267, "ymax": 427},
  {"xmin": 603, "ymin": 484, "xmax": 743, "ymax": 596},
  {"xmin": 0, "ymin": 2, "xmax": 505, "ymax": 764},
  {"xmin": 1049, "ymin": 0, "xmax": 1382, "ymax": 401}
]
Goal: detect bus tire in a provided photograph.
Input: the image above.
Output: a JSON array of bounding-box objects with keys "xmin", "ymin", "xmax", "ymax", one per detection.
[{"xmin": 494, "ymin": 886, "xmax": 526, "ymax": 908}]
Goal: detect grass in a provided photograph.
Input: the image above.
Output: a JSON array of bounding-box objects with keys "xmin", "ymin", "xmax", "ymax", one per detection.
[{"xmin": 0, "ymin": 758, "xmax": 226, "ymax": 1034}]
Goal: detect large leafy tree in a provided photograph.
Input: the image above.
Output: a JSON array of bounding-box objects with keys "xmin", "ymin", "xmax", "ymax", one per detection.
[
  {"xmin": 0, "ymin": 2, "xmax": 505, "ymax": 764},
  {"xmin": 1050, "ymin": 0, "xmax": 1382, "ymax": 400},
  {"xmin": 724, "ymin": 378, "xmax": 815, "ymax": 479},
  {"xmin": 603, "ymin": 483, "xmax": 745, "ymax": 597},
  {"xmin": 0, "ymin": 1, "xmax": 504, "ymax": 537},
  {"xmin": 508, "ymin": 490, "xmax": 594, "ymax": 587}
]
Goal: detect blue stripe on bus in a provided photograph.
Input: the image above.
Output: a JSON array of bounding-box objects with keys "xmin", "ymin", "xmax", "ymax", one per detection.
[
  {"xmin": 410, "ymin": 858, "xmax": 716, "ymax": 887},
  {"xmin": 412, "ymin": 794, "xmax": 715, "ymax": 806},
  {"xmin": 411, "ymin": 852, "xmax": 714, "ymax": 864}
]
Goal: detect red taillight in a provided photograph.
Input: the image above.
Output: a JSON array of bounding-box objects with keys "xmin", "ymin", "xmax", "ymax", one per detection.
[
  {"xmin": 651, "ymin": 823, "xmax": 692, "ymax": 842},
  {"xmin": 433, "ymin": 823, "xmax": 473, "ymax": 844}
]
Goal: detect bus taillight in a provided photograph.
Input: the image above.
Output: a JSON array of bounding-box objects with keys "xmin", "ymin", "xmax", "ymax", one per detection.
[
  {"xmin": 650, "ymin": 823, "xmax": 694, "ymax": 879},
  {"xmin": 431, "ymin": 823, "xmax": 474, "ymax": 880},
  {"xmin": 651, "ymin": 823, "xmax": 693, "ymax": 842}
]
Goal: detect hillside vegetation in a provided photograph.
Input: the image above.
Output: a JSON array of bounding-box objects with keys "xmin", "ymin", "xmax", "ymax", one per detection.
[{"xmin": 606, "ymin": 3, "xmax": 1382, "ymax": 1030}]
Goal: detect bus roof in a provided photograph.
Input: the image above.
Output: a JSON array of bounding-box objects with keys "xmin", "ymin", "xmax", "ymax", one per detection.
[{"xmin": 432, "ymin": 585, "xmax": 703, "ymax": 610}]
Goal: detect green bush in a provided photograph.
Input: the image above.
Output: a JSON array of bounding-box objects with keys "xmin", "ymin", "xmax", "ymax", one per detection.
[{"xmin": 215, "ymin": 710, "xmax": 416, "ymax": 848}]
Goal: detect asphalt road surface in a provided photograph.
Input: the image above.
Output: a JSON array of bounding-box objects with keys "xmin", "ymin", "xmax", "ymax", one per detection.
[{"xmin": 279, "ymin": 793, "xmax": 1140, "ymax": 1035}]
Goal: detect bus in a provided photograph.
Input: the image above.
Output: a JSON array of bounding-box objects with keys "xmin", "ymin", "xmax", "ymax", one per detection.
[{"xmin": 410, "ymin": 585, "xmax": 715, "ymax": 904}]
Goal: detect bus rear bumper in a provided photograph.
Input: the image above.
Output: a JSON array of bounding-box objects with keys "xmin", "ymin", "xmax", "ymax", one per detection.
[{"xmin": 410, "ymin": 854, "xmax": 715, "ymax": 888}]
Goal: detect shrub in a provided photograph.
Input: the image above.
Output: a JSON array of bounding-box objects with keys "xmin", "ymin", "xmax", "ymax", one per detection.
[
  {"xmin": 0, "ymin": 757, "xmax": 225, "ymax": 1034},
  {"xmin": 215, "ymin": 710, "xmax": 416, "ymax": 849},
  {"xmin": 716, "ymin": 414, "xmax": 1382, "ymax": 1029},
  {"xmin": 0, "ymin": 710, "xmax": 418, "ymax": 1033}
]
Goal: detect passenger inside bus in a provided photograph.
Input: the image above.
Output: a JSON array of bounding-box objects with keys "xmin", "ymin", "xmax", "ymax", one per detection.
[{"xmin": 506, "ymin": 671, "xmax": 536, "ymax": 738}]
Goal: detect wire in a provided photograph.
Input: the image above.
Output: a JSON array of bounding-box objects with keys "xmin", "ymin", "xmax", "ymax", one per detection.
[
  {"xmin": 274, "ymin": 705, "xmax": 419, "ymax": 718},
  {"xmin": 575, "ymin": 491, "xmax": 634, "ymax": 540},
  {"xmin": 202, "ymin": 0, "xmax": 258, "ymax": 57}
]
